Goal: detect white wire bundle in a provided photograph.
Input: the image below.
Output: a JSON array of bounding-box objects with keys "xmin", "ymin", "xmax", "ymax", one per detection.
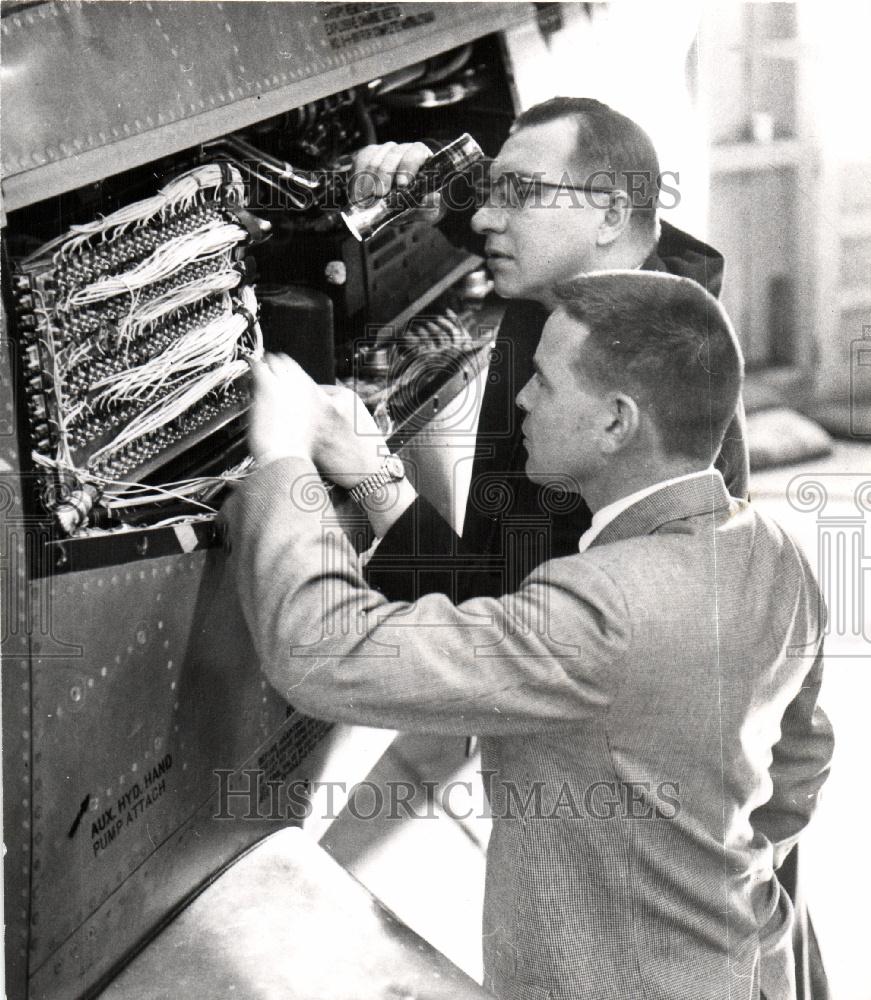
[
  {"xmin": 22, "ymin": 164, "xmax": 245, "ymax": 265},
  {"xmin": 56, "ymin": 337, "xmax": 96, "ymax": 380},
  {"xmin": 86, "ymin": 286, "xmax": 262, "ymax": 466},
  {"xmin": 87, "ymin": 360, "xmax": 248, "ymax": 466},
  {"xmin": 52, "ymin": 270, "xmax": 243, "ymax": 381},
  {"xmin": 91, "ymin": 293, "xmax": 249, "ymax": 404},
  {"xmin": 65, "ymin": 222, "xmax": 246, "ymax": 309},
  {"xmin": 24, "ymin": 164, "xmax": 264, "ymax": 527},
  {"xmin": 30, "ymin": 455, "xmax": 256, "ymax": 516},
  {"xmin": 101, "ymin": 456, "xmax": 256, "ymax": 511},
  {"xmin": 116, "ymin": 268, "xmax": 241, "ymax": 341}
]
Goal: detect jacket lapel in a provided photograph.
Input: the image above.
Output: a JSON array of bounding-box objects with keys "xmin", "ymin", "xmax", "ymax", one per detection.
[
  {"xmin": 474, "ymin": 299, "xmax": 547, "ymax": 445},
  {"xmin": 589, "ymin": 471, "xmax": 733, "ymax": 549}
]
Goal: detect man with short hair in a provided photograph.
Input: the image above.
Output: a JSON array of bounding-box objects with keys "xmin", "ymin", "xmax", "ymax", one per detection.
[
  {"xmin": 345, "ymin": 97, "xmax": 820, "ymax": 998},
  {"xmin": 353, "ymin": 96, "xmax": 749, "ymax": 601},
  {"xmin": 231, "ymin": 270, "xmax": 832, "ymax": 1000}
]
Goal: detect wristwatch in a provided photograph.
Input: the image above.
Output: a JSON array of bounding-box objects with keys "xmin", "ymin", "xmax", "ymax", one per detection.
[{"xmin": 347, "ymin": 455, "xmax": 406, "ymax": 504}]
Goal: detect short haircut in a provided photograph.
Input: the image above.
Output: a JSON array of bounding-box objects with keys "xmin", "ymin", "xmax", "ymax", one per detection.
[
  {"xmin": 514, "ymin": 97, "xmax": 660, "ymax": 243},
  {"xmin": 555, "ymin": 271, "xmax": 744, "ymax": 463}
]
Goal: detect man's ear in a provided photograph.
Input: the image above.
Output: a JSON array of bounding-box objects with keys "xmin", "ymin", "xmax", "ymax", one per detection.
[
  {"xmin": 596, "ymin": 189, "xmax": 632, "ymax": 247},
  {"xmin": 601, "ymin": 393, "xmax": 641, "ymax": 453}
]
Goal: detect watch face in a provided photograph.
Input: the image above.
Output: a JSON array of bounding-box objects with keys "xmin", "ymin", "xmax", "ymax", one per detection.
[{"xmin": 384, "ymin": 455, "xmax": 405, "ymax": 480}]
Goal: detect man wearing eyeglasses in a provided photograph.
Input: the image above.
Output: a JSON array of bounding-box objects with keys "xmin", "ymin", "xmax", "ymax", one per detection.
[
  {"xmin": 349, "ymin": 97, "xmax": 748, "ymax": 600},
  {"xmin": 333, "ymin": 97, "xmax": 824, "ymax": 1000}
]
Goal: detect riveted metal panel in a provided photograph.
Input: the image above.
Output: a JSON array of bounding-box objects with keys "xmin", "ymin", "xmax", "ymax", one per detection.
[
  {"xmin": 1, "ymin": 221, "xmax": 353, "ymax": 999},
  {"xmin": 23, "ymin": 544, "xmax": 329, "ymax": 997},
  {"xmin": 96, "ymin": 827, "xmax": 490, "ymax": 1000},
  {"xmin": 1, "ymin": 303, "xmax": 35, "ymax": 1000},
  {"xmin": 0, "ymin": 6, "xmax": 533, "ymax": 994},
  {"xmin": 1, "ymin": 0, "xmax": 533, "ymax": 212}
]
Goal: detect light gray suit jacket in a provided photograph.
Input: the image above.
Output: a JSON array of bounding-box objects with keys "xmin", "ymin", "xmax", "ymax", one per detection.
[{"xmin": 232, "ymin": 461, "xmax": 833, "ymax": 1000}]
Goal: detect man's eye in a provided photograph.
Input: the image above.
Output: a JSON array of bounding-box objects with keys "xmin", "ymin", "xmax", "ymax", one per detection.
[
  {"xmin": 472, "ymin": 176, "xmax": 493, "ymax": 200},
  {"xmin": 476, "ymin": 175, "xmax": 501, "ymax": 197},
  {"xmin": 473, "ymin": 173, "xmax": 534, "ymax": 209}
]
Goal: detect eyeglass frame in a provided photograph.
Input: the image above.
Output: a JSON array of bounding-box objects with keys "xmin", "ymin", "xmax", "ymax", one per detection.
[{"xmin": 470, "ymin": 159, "xmax": 619, "ymax": 211}]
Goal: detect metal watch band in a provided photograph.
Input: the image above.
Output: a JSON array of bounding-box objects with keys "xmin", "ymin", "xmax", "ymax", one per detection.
[{"xmin": 347, "ymin": 455, "xmax": 405, "ymax": 504}]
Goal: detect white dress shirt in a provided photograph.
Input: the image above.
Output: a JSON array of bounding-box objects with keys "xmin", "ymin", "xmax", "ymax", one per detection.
[{"xmin": 577, "ymin": 468, "xmax": 716, "ymax": 553}]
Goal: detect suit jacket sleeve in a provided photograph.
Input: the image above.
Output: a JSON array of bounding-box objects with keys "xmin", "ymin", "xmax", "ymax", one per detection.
[
  {"xmin": 750, "ymin": 639, "xmax": 834, "ymax": 869},
  {"xmin": 231, "ymin": 457, "xmax": 631, "ymax": 735}
]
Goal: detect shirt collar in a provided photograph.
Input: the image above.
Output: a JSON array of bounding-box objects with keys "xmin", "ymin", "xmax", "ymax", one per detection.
[{"xmin": 578, "ymin": 468, "xmax": 716, "ymax": 553}]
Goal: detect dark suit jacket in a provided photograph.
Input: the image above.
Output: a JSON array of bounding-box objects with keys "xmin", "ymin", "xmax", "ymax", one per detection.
[{"xmin": 232, "ymin": 462, "xmax": 833, "ymax": 1000}]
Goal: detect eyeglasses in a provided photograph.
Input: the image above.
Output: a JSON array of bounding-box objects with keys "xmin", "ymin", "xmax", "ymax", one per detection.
[{"xmin": 472, "ymin": 163, "xmax": 615, "ymax": 211}]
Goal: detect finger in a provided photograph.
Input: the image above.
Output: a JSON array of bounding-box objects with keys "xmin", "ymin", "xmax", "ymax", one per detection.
[
  {"xmin": 350, "ymin": 143, "xmax": 393, "ymax": 203},
  {"xmin": 393, "ymin": 143, "xmax": 432, "ymax": 188},
  {"xmin": 271, "ymin": 352, "xmax": 299, "ymax": 374},
  {"xmin": 264, "ymin": 352, "xmax": 296, "ymax": 382},
  {"xmin": 443, "ymin": 310, "xmax": 470, "ymax": 342},
  {"xmin": 248, "ymin": 356, "xmax": 275, "ymax": 392},
  {"xmin": 352, "ymin": 144, "xmax": 384, "ymax": 173},
  {"xmin": 442, "ymin": 308, "xmax": 467, "ymax": 331},
  {"xmin": 421, "ymin": 326, "xmax": 441, "ymax": 350},
  {"xmin": 320, "ymin": 384, "xmax": 358, "ymax": 413},
  {"xmin": 363, "ymin": 141, "xmax": 401, "ymax": 199},
  {"xmin": 422, "ymin": 317, "xmax": 456, "ymax": 344},
  {"xmin": 371, "ymin": 142, "xmax": 430, "ymax": 197},
  {"xmin": 410, "ymin": 323, "xmax": 437, "ymax": 349},
  {"xmin": 326, "ymin": 384, "xmax": 363, "ymax": 404},
  {"xmin": 261, "ymin": 353, "xmax": 287, "ymax": 379},
  {"xmin": 436, "ymin": 322, "xmax": 458, "ymax": 347},
  {"xmin": 441, "ymin": 318, "xmax": 463, "ymax": 345},
  {"xmin": 265, "ymin": 354, "xmax": 317, "ymax": 398},
  {"xmin": 272, "ymin": 352, "xmax": 309, "ymax": 380},
  {"xmin": 351, "ymin": 142, "xmax": 433, "ymax": 202}
]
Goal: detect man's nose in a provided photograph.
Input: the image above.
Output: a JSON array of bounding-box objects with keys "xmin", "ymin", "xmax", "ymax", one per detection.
[
  {"xmin": 471, "ymin": 203, "xmax": 505, "ymax": 235},
  {"xmin": 516, "ymin": 380, "xmax": 532, "ymax": 412}
]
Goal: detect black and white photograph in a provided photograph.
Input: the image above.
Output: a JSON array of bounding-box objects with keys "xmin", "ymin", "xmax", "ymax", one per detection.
[{"xmin": 1, "ymin": 2, "xmax": 869, "ymax": 998}]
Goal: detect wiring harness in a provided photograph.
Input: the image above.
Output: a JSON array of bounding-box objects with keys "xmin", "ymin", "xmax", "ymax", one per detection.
[{"xmin": 12, "ymin": 164, "xmax": 269, "ymax": 534}]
